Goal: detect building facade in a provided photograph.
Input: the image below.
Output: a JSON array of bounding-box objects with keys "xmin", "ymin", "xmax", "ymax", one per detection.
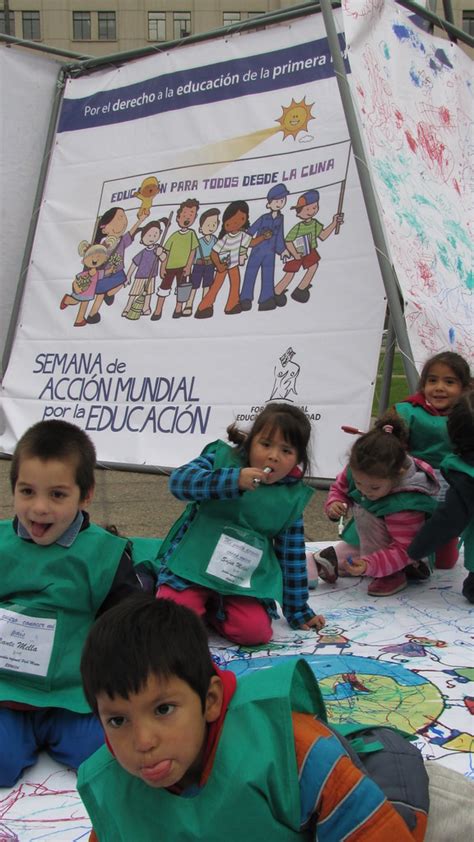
[{"xmin": 1, "ymin": 1, "xmax": 473, "ymax": 56}]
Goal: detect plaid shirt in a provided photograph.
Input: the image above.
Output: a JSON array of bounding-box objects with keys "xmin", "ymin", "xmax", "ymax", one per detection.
[{"xmin": 157, "ymin": 450, "xmax": 315, "ymax": 628}]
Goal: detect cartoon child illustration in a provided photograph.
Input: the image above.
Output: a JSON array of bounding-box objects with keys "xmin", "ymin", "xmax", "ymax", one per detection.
[
  {"xmin": 151, "ymin": 199, "xmax": 200, "ymax": 321},
  {"xmin": 195, "ymin": 200, "xmax": 272, "ymax": 319},
  {"xmin": 133, "ymin": 176, "xmax": 160, "ymax": 217},
  {"xmin": 122, "ymin": 219, "xmax": 168, "ymax": 320},
  {"xmin": 274, "ymin": 189, "xmax": 344, "ymax": 305},
  {"xmin": 185, "ymin": 208, "xmax": 221, "ymax": 317},
  {"xmin": 60, "ymin": 239, "xmax": 114, "ymax": 327},
  {"xmin": 240, "ymin": 183, "xmax": 291, "ymax": 312},
  {"xmin": 86, "ymin": 206, "xmax": 148, "ymax": 324}
]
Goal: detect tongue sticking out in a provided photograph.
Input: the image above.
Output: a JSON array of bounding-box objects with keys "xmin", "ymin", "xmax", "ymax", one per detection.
[
  {"xmin": 141, "ymin": 759, "xmax": 173, "ymax": 783},
  {"xmin": 30, "ymin": 522, "xmax": 50, "ymax": 538}
]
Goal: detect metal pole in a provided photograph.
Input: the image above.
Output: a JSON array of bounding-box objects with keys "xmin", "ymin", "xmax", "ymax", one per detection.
[
  {"xmin": 3, "ymin": 0, "xmax": 10, "ymax": 35},
  {"xmin": 0, "ymin": 30, "xmax": 91, "ymax": 59},
  {"xmin": 319, "ymin": 0, "xmax": 418, "ymax": 392},
  {"xmin": 1, "ymin": 67, "xmax": 67, "ymax": 378},
  {"xmin": 378, "ymin": 314, "xmax": 397, "ymax": 415}
]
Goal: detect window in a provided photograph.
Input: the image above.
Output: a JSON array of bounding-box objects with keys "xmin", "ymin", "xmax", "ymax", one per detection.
[
  {"xmin": 173, "ymin": 12, "xmax": 191, "ymax": 40},
  {"xmin": 22, "ymin": 10, "xmax": 41, "ymax": 40},
  {"xmin": 0, "ymin": 11, "xmax": 15, "ymax": 35},
  {"xmin": 98, "ymin": 11, "xmax": 116, "ymax": 40},
  {"xmin": 73, "ymin": 11, "xmax": 91, "ymax": 40},
  {"xmin": 223, "ymin": 12, "xmax": 241, "ymax": 27},
  {"xmin": 148, "ymin": 11, "xmax": 166, "ymax": 41},
  {"xmin": 462, "ymin": 11, "xmax": 474, "ymax": 36}
]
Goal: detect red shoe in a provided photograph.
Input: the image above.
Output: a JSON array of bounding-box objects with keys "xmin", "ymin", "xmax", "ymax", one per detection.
[
  {"xmin": 60, "ymin": 295, "xmax": 69, "ymax": 310},
  {"xmin": 435, "ymin": 537, "xmax": 458, "ymax": 569},
  {"xmin": 368, "ymin": 570, "xmax": 407, "ymax": 597},
  {"xmin": 313, "ymin": 546, "xmax": 338, "ymax": 583}
]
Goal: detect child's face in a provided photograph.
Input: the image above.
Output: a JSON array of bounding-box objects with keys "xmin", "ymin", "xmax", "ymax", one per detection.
[
  {"xmin": 102, "ymin": 208, "xmax": 128, "ymax": 237},
  {"xmin": 351, "ymin": 468, "xmax": 395, "ymax": 501},
  {"xmin": 298, "ymin": 201, "xmax": 319, "ymax": 220},
  {"xmin": 201, "ymin": 215, "xmax": 219, "ymax": 236},
  {"xmin": 422, "ymin": 362, "xmax": 464, "ymax": 413},
  {"xmin": 177, "ymin": 205, "xmax": 197, "ymax": 229},
  {"xmin": 224, "ymin": 209, "xmax": 247, "ymax": 234},
  {"xmin": 249, "ymin": 424, "xmax": 298, "ymax": 484},
  {"xmin": 14, "ymin": 457, "xmax": 93, "ymax": 545},
  {"xmin": 142, "ymin": 226, "xmax": 161, "ymax": 245},
  {"xmin": 97, "ymin": 672, "xmax": 222, "ymax": 790}
]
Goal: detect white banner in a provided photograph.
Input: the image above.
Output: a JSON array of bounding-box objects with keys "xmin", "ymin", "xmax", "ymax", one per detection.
[
  {"xmin": 0, "ymin": 12, "xmax": 386, "ymax": 477},
  {"xmin": 342, "ymin": 0, "xmax": 473, "ymax": 370}
]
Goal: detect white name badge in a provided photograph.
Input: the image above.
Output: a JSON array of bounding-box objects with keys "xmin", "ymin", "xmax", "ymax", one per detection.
[
  {"xmin": 0, "ymin": 607, "xmax": 57, "ymax": 677},
  {"xmin": 206, "ymin": 534, "xmax": 263, "ymax": 588}
]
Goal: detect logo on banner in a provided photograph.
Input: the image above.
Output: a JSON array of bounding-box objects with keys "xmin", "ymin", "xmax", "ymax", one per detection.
[{"xmin": 269, "ymin": 346, "xmax": 300, "ymax": 401}]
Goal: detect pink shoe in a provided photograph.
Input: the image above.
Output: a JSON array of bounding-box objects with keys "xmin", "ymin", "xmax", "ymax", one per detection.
[
  {"xmin": 367, "ymin": 570, "xmax": 407, "ymax": 597},
  {"xmin": 313, "ymin": 546, "xmax": 338, "ymax": 584}
]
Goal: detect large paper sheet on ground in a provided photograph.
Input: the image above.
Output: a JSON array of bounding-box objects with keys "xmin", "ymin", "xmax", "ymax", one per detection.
[
  {"xmin": 0, "ymin": 553, "xmax": 471, "ymax": 838},
  {"xmin": 342, "ymin": 0, "xmax": 473, "ymax": 369},
  {"xmin": 0, "ymin": 12, "xmax": 386, "ymax": 476}
]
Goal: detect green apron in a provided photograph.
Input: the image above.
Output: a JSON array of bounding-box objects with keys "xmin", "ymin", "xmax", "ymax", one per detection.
[
  {"xmin": 341, "ymin": 466, "xmax": 437, "ymax": 546},
  {"xmin": 78, "ymin": 659, "xmax": 325, "ymax": 842},
  {"xmin": 0, "ymin": 521, "xmax": 127, "ymax": 711},
  {"xmin": 395, "ymin": 402, "xmax": 450, "ymax": 467},
  {"xmin": 163, "ymin": 441, "xmax": 313, "ymax": 601},
  {"xmin": 441, "ymin": 454, "xmax": 474, "ymax": 570}
]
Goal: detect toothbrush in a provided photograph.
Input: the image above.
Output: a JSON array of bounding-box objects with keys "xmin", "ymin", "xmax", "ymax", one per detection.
[{"xmin": 253, "ymin": 466, "xmax": 272, "ymax": 486}]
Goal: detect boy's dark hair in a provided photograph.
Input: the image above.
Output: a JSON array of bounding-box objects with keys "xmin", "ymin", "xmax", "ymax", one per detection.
[
  {"xmin": 199, "ymin": 207, "xmax": 220, "ymax": 228},
  {"xmin": 10, "ymin": 419, "xmax": 96, "ymax": 498},
  {"xmin": 228, "ymin": 402, "xmax": 312, "ymax": 475},
  {"xmin": 349, "ymin": 411, "xmax": 409, "ymax": 479},
  {"xmin": 177, "ymin": 198, "xmax": 200, "ymax": 217},
  {"xmin": 81, "ymin": 594, "xmax": 215, "ymax": 714},
  {"xmin": 419, "ymin": 351, "xmax": 471, "ymax": 390},
  {"xmin": 447, "ymin": 391, "xmax": 474, "ymax": 457}
]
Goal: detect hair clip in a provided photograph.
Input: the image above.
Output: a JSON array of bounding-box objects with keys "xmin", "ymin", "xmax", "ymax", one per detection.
[
  {"xmin": 341, "ymin": 425, "xmax": 366, "ymax": 435},
  {"xmin": 382, "ymin": 424, "xmax": 394, "ymax": 434}
]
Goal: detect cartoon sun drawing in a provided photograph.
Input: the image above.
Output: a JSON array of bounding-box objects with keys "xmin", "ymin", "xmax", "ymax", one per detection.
[{"xmin": 276, "ymin": 97, "xmax": 315, "ymax": 139}]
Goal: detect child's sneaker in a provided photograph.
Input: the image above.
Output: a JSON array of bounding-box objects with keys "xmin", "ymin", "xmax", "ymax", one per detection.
[
  {"xmin": 312, "ymin": 546, "xmax": 338, "ymax": 583},
  {"xmin": 462, "ymin": 572, "xmax": 474, "ymax": 604},
  {"xmin": 367, "ymin": 570, "xmax": 407, "ymax": 597}
]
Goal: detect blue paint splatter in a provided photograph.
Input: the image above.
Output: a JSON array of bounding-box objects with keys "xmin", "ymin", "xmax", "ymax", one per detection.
[
  {"xmin": 435, "ymin": 48, "xmax": 453, "ymax": 69},
  {"xmin": 392, "ymin": 24, "xmax": 426, "ymax": 53},
  {"xmin": 382, "ymin": 41, "xmax": 390, "ymax": 60},
  {"xmin": 409, "ymin": 66, "xmax": 423, "ymax": 87},
  {"xmin": 448, "ymin": 327, "xmax": 456, "ymax": 345}
]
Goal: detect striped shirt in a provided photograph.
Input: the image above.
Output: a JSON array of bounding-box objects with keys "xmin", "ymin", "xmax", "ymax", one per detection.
[{"xmin": 157, "ymin": 450, "xmax": 316, "ymax": 628}]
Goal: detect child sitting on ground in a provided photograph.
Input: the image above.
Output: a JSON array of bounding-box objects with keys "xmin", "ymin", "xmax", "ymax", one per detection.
[
  {"xmin": 312, "ymin": 413, "xmax": 438, "ymax": 596},
  {"xmin": 0, "ymin": 419, "xmax": 143, "ymax": 786},
  {"xmin": 408, "ymin": 391, "xmax": 474, "ymax": 603},
  {"xmin": 78, "ymin": 594, "xmax": 437, "ymax": 841},
  {"xmin": 155, "ymin": 402, "xmax": 325, "ymax": 645},
  {"xmin": 394, "ymin": 350, "xmax": 471, "ymax": 568}
]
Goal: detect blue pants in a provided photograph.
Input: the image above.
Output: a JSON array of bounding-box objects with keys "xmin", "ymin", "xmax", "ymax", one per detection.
[{"xmin": 0, "ymin": 707, "xmax": 104, "ymax": 786}]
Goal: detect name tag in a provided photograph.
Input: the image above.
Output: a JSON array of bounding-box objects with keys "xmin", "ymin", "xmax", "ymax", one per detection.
[
  {"xmin": 206, "ymin": 534, "xmax": 263, "ymax": 588},
  {"xmin": 0, "ymin": 607, "xmax": 57, "ymax": 677}
]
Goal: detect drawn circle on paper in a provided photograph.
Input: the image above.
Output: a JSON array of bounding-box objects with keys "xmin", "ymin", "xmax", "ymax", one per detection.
[{"xmin": 224, "ymin": 654, "xmax": 444, "ymax": 733}]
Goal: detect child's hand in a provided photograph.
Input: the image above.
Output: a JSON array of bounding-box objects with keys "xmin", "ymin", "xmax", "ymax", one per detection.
[
  {"xmin": 238, "ymin": 467, "xmax": 270, "ymax": 491},
  {"xmin": 300, "ymin": 614, "xmax": 326, "ymax": 632},
  {"xmin": 327, "ymin": 501, "xmax": 347, "ymax": 519},
  {"xmin": 342, "ymin": 557, "xmax": 367, "ymax": 576}
]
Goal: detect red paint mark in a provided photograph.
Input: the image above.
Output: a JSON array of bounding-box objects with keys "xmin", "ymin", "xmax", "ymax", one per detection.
[
  {"xmin": 395, "ymin": 109, "xmax": 404, "ymax": 127},
  {"xmin": 405, "ymin": 130, "xmax": 417, "ymax": 152},
  {"xmin": 357, "ymin": 84, "xmax": 365, "ymax": 98},
  {"xmin": 453, "ymin": 178, "xmax": 461, "ymax": 195},
  {"xmin": 464, "ymin": 697, "xmax": 474, "ymax": 715},
  {"xmin": 439, "ymin": 106, "xmax": 451, "ymax": 126}
]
